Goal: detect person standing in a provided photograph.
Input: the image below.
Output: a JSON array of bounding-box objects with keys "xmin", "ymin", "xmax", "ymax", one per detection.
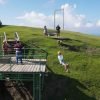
[
  {"xmin": 14, "ymin": 41, "xmax": 23, "ymax": 64},
  {"xmin": 43, "ymin": 26, "xmax": 48, "ymax": 36},
  {"xmin": 2, "ymin": 41, "xmax": 10, "ymax": 55},
  {"xmin": 56, "ymin": 25, "xmax": 61, "ymax": 37},
  {"xmin": 57, "ymin": 51, "xmax": 69, "ymax": 72}
]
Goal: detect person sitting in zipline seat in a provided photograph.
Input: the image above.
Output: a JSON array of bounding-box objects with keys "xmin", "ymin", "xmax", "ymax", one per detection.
[{"xmin": 57, "ymin": 51, "xmax": 69, "ymax": 72}]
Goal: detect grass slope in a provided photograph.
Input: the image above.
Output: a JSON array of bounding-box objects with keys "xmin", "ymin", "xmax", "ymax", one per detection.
[{"xmin": 0, "ymin": 25, "xmax": 100, "ymax": 100}]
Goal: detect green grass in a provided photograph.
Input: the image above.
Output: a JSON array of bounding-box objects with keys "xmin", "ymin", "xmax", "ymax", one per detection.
[{"xmin": 0, "ymin": 25, "xmax": 100, "ymax": 100}]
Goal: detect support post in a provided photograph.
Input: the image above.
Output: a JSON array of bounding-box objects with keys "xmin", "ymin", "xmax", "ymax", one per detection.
[{"xmin": 54, "ymin": 8, "xmax": 64, "ymax": 30}]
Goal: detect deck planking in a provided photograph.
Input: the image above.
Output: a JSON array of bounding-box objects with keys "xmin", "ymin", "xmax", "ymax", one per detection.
[
  {"xmin": 0, "ymin": 64, "xmax": 46, "ymax": 72},
  {"xmin": 0, "ymin": 57, "xmax": 46, "ymax": 73}
]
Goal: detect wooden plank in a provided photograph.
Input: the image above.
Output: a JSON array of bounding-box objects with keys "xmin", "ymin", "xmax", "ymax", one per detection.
[
  {"xmin": 0, "ymin": 64, "xmax": 8, "ymax": 71},
  {"xmin": 34, "ymin": 65, "xmax": 38, "ymax": 72},
  {"xmin": 25, "ymin": 65, "xmax": 31, "ymax": 72},
  {"xmin": 10, "ymin": 64, "xmax": 16, "ymax": 71},
  {"xmin": 31, "ymin": 65, "xmax": 37, "ymax": 72},
  {"xmin": 33, "ymin": 65, "xmax": 37, "ymax": 72},
  {"xmin": 40, "ymin": 64, "xmax": 45, "ymax": 72},
  {"xmin": 0, "ymin": 64, "xmax": 10, "ymax": 71},
  {"xmin": 0, "ymin": 64, "xmax": 4, "ymax": 67},
  {"xmin": 39, "ymin": 65, "xmax": 42, "ymax": 72},
  {"xmin": 0, "ymin": 64, "xmax": 5, "ymax": 69},
  {"xmin": 31, "ymin": 65, "xmax": 35, "ymax": 72},
  {"xmin": 21, "ymin": 65, "xmax": 26, "ymax": 72},
  {"xmin": 21, "ymin": 65, "xmax": 27, "ymax": 72},
  {"xmin": 13, "ymin": 65, "xmax": 19, "ymax": 72},
  {"xmin": 0, "ymin": 62, "xmax": 46, "ymax": 72},
  {"xmin": 13, "ymin": 65, "xmax": 21, "ymax": 72},
  {"xmin": 23, "ymin": 64, "xmax": 27, "ymax": 72},
  {"xmin": 19, "ymin": 65, "xmax": 26, "ymax": 72},
  {"xmin": 23, "ymin": 65, "xmax": 28, "ymax": 72},
  {"xmin": 42, "ymin": 65, "xmax": 46, "ymax": 72},
  {"xmin": 11, "ymin": 64, "xmax": 18, "ymax": 71},
  {"xmin": 31, "ymin": 65, "xmax": 34, "ymax": 72},
  {"xmin": 17, "ymin": 65, "xmax": 23, "ymax": 72},
  {"xmin": 36, "ymin": 65, "xmax": 40, "ymax": 72},
  {"xmin": 31, "ymin": 65, "xmax": 36, "ymax": 72},
  {"xmin": 28, "ymin": 65, "xmax": 33, "ymax": 72}
]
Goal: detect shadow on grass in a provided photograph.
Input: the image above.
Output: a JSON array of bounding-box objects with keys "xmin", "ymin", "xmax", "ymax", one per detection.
[
  {"xmin": 59, "ymin": 42, "xmax": 80, "ymax": 52},
  {"xmin": 0, "ymin": 73, "xmax": 96, "ymax": 100},
  {"xmin": 52, "ymin": 37, "xmax": 81, "ymax": 42},
  {"xmin": 52, "ymin": 37, "xmax": 87, "ymax": 52},
  {"xmin": 42, "ymin": 73, "xmax": 96, "ymax": 100}
]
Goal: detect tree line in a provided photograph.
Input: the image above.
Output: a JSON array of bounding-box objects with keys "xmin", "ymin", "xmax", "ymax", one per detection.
[{"xmin": 0, "ymin": 20, "xmax": 2, "ymax": 26}]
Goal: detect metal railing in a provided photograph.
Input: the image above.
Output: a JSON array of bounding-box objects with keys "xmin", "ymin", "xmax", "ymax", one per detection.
[{"xmin": 0, "ymin": 48, "xmax": 48, "ymax": 100}]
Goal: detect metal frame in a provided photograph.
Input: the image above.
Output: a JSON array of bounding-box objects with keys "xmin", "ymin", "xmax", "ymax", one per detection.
[
  {"xmin": 54, "ymin": 8, "xmax": 64, "ymax": 30},
  {"xmin": 0, "ymin": 72, "xmax": 45, "ymax": 100},
  {"xmin": 0, "ymin": 48, "xmax": 47, "ymax": 100}
]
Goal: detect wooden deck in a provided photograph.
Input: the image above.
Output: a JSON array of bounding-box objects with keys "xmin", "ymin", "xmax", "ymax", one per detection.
[
  {"xmin": 0, "ymin": 64, "xmax": 46, "ymax": 72},
  {"xmin": 0, "ymin": 57, "xmax": 47, "ymax": 73}
]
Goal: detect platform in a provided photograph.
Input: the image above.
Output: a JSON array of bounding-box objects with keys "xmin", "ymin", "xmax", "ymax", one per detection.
[
  {"xmin": 0, "ymin": 64, "xmax": 46, "ymax": 72},
  {"xmin": 0, "ymin": 57, "xmax": 47, "ymax": 73}
]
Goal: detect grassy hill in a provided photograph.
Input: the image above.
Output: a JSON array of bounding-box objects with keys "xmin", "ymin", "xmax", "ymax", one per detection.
[{"xmin": 0, "ymin": 25, "xmax": 100, "ymax": 100}]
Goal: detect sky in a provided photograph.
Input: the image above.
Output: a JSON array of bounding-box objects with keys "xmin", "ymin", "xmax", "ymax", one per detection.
[{"xmin": 0, "ymin": 0, "xmax": 100, "ymax": 36}]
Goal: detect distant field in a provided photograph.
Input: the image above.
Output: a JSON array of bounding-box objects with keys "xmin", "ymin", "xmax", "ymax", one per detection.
[{"xmin": 0, "ymin": 25, "xmax": 100, "ymax": 100}]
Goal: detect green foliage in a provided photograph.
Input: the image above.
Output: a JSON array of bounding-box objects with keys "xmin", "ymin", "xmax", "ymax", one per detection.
[
  {"xmin": 0, "ymin": 20, "xmax": 2, "ymax": 26},
  {"xmin": 0, "ymin": 25, "xmax": 100, "ymax": 100}
]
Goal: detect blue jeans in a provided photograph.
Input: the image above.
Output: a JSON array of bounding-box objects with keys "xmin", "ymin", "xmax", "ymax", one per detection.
[{"xmin": 16, "ymin": 51, "xmax": 22, "ymax": 64}]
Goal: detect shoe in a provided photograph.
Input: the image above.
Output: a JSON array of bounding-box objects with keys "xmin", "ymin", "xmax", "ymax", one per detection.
[
  {"xmin": 21, "ymin": 63, "xmax": 24, "ymax": 65},
  {"xmin": 66, "ymin": 69, "xmax": 69, "ymax": 72}
]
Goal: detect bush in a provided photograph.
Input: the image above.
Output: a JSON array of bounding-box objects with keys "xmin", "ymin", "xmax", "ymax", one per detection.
[{"xmin": 0, "ymin": 20, "xmax": 2, "ymax": 26}]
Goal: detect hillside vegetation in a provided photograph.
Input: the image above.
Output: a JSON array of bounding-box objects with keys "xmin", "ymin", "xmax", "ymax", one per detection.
[{"xmin": 0, "ymin": 25, "xmax": 100, "ymax": 100}]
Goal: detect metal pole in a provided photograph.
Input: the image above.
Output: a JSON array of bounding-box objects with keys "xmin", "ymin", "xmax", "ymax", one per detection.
[
  {"xmin": 33, "ymin": 73, "xmax": 35, "ymax": 100},
  {"xmin": 63, "ymin": 8, "xmax": 64, "ymax": 30},
  {"xmin": 54, "ymin": 11, "xmax": 56, "ymax": 29},
  {"xmin": 54, "ymin": 8, "xmax": 64, "ymax": 30}
]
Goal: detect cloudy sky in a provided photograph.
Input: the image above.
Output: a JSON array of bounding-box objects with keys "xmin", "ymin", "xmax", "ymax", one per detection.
[{"xmin": 0, "ymin": 0, "xmax": 100, "ymax": 36}]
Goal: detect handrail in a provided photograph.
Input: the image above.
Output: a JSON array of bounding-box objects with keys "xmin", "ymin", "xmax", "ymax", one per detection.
[
  {"xmin": 4, "ymin": 32, "xmax": 7, "ymax": 42},
  {"xmin": 15, "ymin": 32, "xmax": 20, "ymax": 41},
  {"xmin": 0, "ymin": 48, "xmax": 48, "ymax": 59}
]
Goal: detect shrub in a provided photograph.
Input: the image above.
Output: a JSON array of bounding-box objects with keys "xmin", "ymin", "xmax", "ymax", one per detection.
[{"xmin": 0, "ymin": 20, "xmax": 2, "ymax": 26}]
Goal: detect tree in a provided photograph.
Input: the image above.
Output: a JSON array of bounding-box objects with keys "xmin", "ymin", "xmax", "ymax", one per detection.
[{"xmin": 0, "ymin": 20, "xmax": 2, "ymax": 26}]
